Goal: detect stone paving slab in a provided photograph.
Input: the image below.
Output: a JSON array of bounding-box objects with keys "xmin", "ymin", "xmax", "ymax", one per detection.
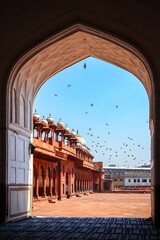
[{"xmin": 0, "ymin": 217, "xmax": 160, "ymax": 240}]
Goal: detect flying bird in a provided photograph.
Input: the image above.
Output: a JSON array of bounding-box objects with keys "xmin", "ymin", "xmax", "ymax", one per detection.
[
  {"xmin": 54, "ymin": 94, "xmax": 58, "ymax": 97},
  {"xmin": 67, "ymin": 84, "xmax": 71, "ymax": 88},
  {"xmin": 85, "ymin": 112, "xmax": 88, "ymax": 114},
  {"xmin": 116, "ymin": 105, "xmax": 118, "ymax": 108},
  {"xmin": 91, "ymin": 104, "xmax": 93, "ymax": 106}
]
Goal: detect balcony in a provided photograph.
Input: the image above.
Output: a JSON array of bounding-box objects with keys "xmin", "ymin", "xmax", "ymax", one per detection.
[
  {"xmin": 33, "ymin": 138, "xmax": 55, "ymax": 156},
  {"xmin": 59, "ymin": 141, "xmax": 76, "ymax": 156}
]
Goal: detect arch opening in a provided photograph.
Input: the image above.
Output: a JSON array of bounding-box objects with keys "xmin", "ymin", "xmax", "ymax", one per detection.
[{"xmin": 6, "ymin": 24, "xmax": 155, "ymax": 223}]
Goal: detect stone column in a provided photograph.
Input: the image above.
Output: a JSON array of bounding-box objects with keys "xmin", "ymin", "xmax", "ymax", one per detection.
[
  {"xmin": 54, "ymin": 175, "xmax": 57, "ymax": 196},
  {"xmin": 61, "ymin": 132, "xmax": 64, "ymax": 143},
  {"xmin": 42, "ymin": 175, "xmax": 46, "ymax": 197},
  {"xmin": 56, "ymin": 132, "xmax": 59, "ymax": 141},
  {"xmin": 35, "ymin": 175, "xmax": 39, "ymax": 198},
  {"xmin": 57, "ymin": 161, "xmax": 62, "ymax": 200},
  {"xmin": 78, "ymin": 179, "xmax": 79, "ymax": 191},
  {"xmin": 51, "ymin": 130, "xmax": 54, "ymax": 140},
  {"xmin": 49, "ymin": 176, "xmax": 52, "ymax": 196}
]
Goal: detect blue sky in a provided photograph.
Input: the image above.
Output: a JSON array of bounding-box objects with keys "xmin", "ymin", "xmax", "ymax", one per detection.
[{"xmin": 34, "ymin": 57, "xmax": 150, "ymax": 167}]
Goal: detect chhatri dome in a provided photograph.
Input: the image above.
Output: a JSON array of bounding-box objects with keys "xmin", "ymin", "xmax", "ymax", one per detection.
[
  {"xmin": 71, "ymin": 129, "xmax": 76, "ymax": 136},
  {"xmin": 47, "ymin": 113, "xmax": 54, "ymax": 123},
  {"xmin": 33, "ymin": 109, "xmax": 40, "ymax": 120},
  {"xmin": 41, "ymin": 115, "xmax": 48, "ymax": 125},
  {"xmin": 65, "ymin": 124, "xmax": 70, "ymax": 132},
  {"xmin": 57, "ymin": 118, "xmax": 64, "ymax": 128},
  {"xmin": 76, "ymin": 130, "xmax": 86, "ymax": 146}
]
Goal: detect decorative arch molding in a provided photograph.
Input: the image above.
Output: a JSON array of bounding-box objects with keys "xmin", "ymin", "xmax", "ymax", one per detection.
[
  {"xmin": 7, "ymin": 24, "xmax": 154, "ymax": 130},
  {"xmin": 6, "ymin": 23, "xmax": 155, "ymax": 223}
]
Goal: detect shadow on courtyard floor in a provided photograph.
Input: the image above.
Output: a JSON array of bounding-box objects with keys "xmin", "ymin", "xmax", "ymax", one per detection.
[{"xmin": 0, "ymin": 217, "xmax": 160, "ymax": 240}]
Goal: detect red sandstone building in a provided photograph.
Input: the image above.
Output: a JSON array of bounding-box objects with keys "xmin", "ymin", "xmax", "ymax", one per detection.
[{"xmin": 33, "ymin": 111, "xmax": 104, "ymax": 200}]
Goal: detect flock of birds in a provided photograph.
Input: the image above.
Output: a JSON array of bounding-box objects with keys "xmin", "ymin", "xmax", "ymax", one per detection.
[
  {"xmin": 52, "ymin": 63, "xmax": 150, "ymax": 167},
  {"xmin": 83, "ymin": 104, "xmax": 150, "ymax": 167}
]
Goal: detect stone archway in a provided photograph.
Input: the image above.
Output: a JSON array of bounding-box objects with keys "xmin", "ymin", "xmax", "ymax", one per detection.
[{"xmin": 5, "ymin": 24, "xmax": 156, "ymax": 224}]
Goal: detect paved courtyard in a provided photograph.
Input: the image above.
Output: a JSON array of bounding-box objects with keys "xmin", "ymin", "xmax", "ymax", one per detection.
[
  {"xmin": 0, "ymin": 216, "xmax": 160, "ymax": 239},
  {"xmin": 1, "ymin": 193, "xmax": 157, "ymax": 240},
  {"xmin": 33, "ymin": 193, "xmax": 151, "ymax": 218}
]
